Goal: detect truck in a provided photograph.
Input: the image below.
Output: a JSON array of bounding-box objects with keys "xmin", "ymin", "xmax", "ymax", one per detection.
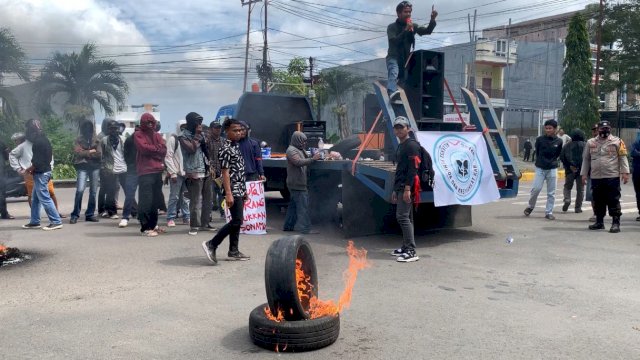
[{"xmin": 222, "ymin": 50, "xmax": 520, "ymax": 237}]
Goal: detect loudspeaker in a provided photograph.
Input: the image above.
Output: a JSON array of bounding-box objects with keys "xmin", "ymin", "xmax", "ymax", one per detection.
[
  {"xmin": 363, "ymin": 94, "xmax": 382, "ymax": 131},
  {"xmin": 404, "ymin": 50, "xmax": 444, "ymax": 122}
]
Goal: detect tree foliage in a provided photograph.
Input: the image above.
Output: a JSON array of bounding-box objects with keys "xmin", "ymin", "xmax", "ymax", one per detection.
[
  {"xmin": 0, "ymin": 27, "xmax": 30, "ymax": 117},
  {"xmin": 270, "ymin": 57, "xmax": 308, "ymax": 95},
  {"xmin": 560, "ymin": 13, "xmax": 599, "ymax": 133},
  {"xmin": 600, "ymin": 1, "xmax": 640, "ymax": 100},
  {"xmin": 36, "ymin": 43, "xmax": 129, "ymax": 124},
  {"xmin": 316, "ymin": 68, "xmax": 368, "ymax": 139}
]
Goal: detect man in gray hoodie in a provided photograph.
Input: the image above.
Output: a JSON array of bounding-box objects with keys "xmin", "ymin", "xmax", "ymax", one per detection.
[{"xmin": 283, "ymin": 131, "xmax": 321, "ymax": 234}]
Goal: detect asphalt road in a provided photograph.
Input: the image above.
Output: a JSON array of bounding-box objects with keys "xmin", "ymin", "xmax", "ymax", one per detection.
[{"xmin": 1, "ymin": 183, "xmax": 639, "ymax": 359}]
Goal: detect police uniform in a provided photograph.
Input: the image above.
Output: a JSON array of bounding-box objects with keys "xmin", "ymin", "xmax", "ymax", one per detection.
[{"xmin": 580, "ymin": 121, "xmax": 630, "ymax": 232}]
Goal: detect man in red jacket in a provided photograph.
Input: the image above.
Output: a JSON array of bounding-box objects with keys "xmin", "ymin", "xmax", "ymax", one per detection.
[{"xmin": 134, "ymin": 113, "xmax": 167, "ymax": 236}]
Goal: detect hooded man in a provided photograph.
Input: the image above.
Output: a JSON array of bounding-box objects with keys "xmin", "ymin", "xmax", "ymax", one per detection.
[
  {"xmin": 134, "ymin": 112, "xmax": 167, "ymax": 236},
  {"xmin": 283, "ymin": 131, "xmax": 321, "ymax": 234},
  {"xmin": 22, "ymin": 119, "xmax": 63, "ymax": 231},
  {"xmin": 97, "ymin": 119, "xmax": 112, "ymax": 217},
  {"xmin": 165, "ymin": 119, "xmax": 190, "ymax": 227},
  {"xmin": 560, "ymin": 129, "xmax": 585, "ymax": 213},
  {"xmin": 179, "ymin": 111, "xmax": 214, "ymax": 235},
  {"xmin": 207, "ymin": 121, "xmax": 225, "ymax": 219},
  {"xmin": 581, "ymin": 121, "xmax": 630, "ymax": 233},
  {"xmin": 238, "ymin": 121, "xmax": 265, "ymax": 182},
  {"xmin": 386, "ymin": 1, "xmax": 437, "ymax": 99},
  {"xmin": 100, "ymin": 120, "xmax": 127, "ymax": 219},
  {"xmin": 70, "ymin": 120, "xmax": 102, "ymax": 224}
]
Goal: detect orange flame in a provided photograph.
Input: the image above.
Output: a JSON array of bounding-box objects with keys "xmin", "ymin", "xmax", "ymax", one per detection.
[
  {"xmin": 296, "ymin": 240, "xmax": 370, "ymax": 319},
  {"xmin": 0, "ymin": 244, "xmax": 7, "ymax": 253},
  {"xmin": 263, "ymin": 306, "xmax": 284, "ymax": 322}
]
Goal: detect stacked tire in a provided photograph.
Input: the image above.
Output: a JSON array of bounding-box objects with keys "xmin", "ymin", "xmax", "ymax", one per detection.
[{"xmin": 249, "ymin": 236, "xmax": 340, "ymax": 352}]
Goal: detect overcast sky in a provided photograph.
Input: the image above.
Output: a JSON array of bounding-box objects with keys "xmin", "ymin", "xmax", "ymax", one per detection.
[{"xmin": 1, "ymin": 0, "xmax": 594, "ymax": 130}]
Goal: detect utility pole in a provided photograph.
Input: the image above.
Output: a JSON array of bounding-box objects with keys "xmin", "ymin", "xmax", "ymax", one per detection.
[
  {"xmin": 503, "ymin": 18, "xmax": 512, "ymax": 130},
  {"xmin": 241, "ymin": 0, "xmax": 262, "ymax": 93},
  {"xmin": 467, "ymin": 10, "xmax": 478, "ymax": 90},
  {"xmin": 594, "ymin": 0, "xmax": 604, "ymax": 99},
  {"xmin": 256, "ymin": 0, "xmax": 272, "ymax": 92}
]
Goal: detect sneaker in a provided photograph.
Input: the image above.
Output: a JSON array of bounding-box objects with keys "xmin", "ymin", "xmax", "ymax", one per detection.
[
  {"xmin": 43, "ymin": 223, "xmax": 63, "ymax": 231},
  {"xmin": 545, "ymin": 214, "xmax": 555, "ymax": 220},
  {"xmin": 203, "ymin": 224, "xmax": 217, "ymax": 232},
  {"xmin": 636, "ymin": 216, "xmax": 640, "ymax": 222},
  {"xmin": 202, "ymin": 241, "xmax": 217, "ymax": 264},
  {"xmin": 69, "ymin": 217, "xmax": 78, "ymax": 224},
  {"xmin": 397, "ymin": 250, "xmax": 419, "ymax": 263},
  {"xmin": 390, "ymin": 248, "xmax": 407, "ymax": 257},
  {"xmin": 575, "ymin": 208, "xmax": 583, "ymax": 213},
  {"xmin": 142, "ymin": 230, "xmax": 159, "ymax": 237},
  {"xmin": 589, "ymin": 222, "xmax": 605, "ymax": 230},
  {"xmin": 109, "ymin": 214, "xmax": 119, "ymax": 220},
  {"xmin": 562, "ymin": 203, "xmax": 570, "ymax": 212},
  {"xmin": 188, "ymin": 228, "xmax": 198, "ymax": 236},
  {"xmin": 22, "ymin": 223, "xmax": 41, "ymax": 229},
  {"xmin": 181, "ymin": 218, "xmax": 190, "ymax": 225},
  {"xmin": 118, "ymin": 219, "xmax": 129, "ymax": 228},
  {"xmin": 524, "ymin": 207, "xmax": 533, "ymax": 216},
  {"xmin": 100, "ymin": 212, "xmax": 110, "ymax": 218},
  {"xmin": 86, "ymin": 217, "xmax": 99, "ymax": 222},
  {"xmin": 228, "ymin": 251, "xmax": 250, "ymax": 261},
  {"xmin": 167, "ymin": 219, "xmax": 176, "ymax": 227}
]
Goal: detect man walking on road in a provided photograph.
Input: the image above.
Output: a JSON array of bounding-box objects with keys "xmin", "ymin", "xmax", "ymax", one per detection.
[
  {"xmin": 386, "ymin": 1, "xmax": 437, "ymax": 99},
  {"xmin": 21, "ymin": 119, "xmax": 62, "ymax": 231},
  {"xmin": 560, "ymin": 129, "xmax": 585, "ymax": 213},
  {"xmin": 524, "ymin": 119, "xmax": 563, "ymax": 220},
  {"xmin": 390, "ymin": 116, "xmax": 420, "ymax": 263},
  {"xmin": 581, "ymin": 121, "xmax": 630, "ymax": 233},
  {"xmin": 202, "ymin": 118, "xmax": 250, "ymax": 264}
]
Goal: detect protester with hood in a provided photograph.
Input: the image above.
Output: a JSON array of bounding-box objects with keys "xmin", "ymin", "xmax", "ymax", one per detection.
[
  {"xmin": 70, "ymin": 120, "xmax": 102, "ymax": 224},
  {"xmin": 165, "ymin": 119, "xmax": 190, "ymax": 227},
  {"xmin": 524, "ymin": 119, "xmax": 563, "ymax": 220},
  {"xmin": 238, "ymin": 121, "xmax": 265, "ymax": 182},
  {"xmin": 0, "ymin": 139, "xmax": 12, "ymax": 219},
  {"xmin": 207, "ymin": 121, "xmax": 224, "ymax": 219},
  {"xmin": 22, "ymin": 119, "xmax": 63, "ymax": 230},
  {"xmin": 581, "ymin": 121, "xmax": 630, "ymax": 233},
  {"xmin": 100, "ymin": 120, "xmax": 127, "ymax": 219},
  {"xmin": 179, "ymin": 111, "xmax": 214, "ymax": 235},
  {"xmin": 631, "ymin": 129, "xmax": 640, "ymax": 222},
  {"xmin": 97, "ymin": 119, "xmax": 112, "ymax": 217},
  {"xmin": 283, "ymin": 131, "xmax": 321, "ymax": 234},
  {"xmin": 202, "ymin": 117, "xmax": 250, "ymax": 264},
  {"xmin": 134, "ymin": 113, "xmax": 167, "ymax": 236},
  {"xmin": 560, "ymin": 129, "xmax": 585, "ymax": 213},
  {"xmin": 118, "ymin": 124, "xmax": 139, "ymax": 228},
  {"xmin": 9, "ymin": 132, "xmax": 63, "ymax": 217}
]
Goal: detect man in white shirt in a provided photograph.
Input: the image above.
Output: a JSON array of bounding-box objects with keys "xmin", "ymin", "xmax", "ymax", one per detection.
[{"xmin": 100, "ymin": 120, "xmax": 127, "ymax": 220}]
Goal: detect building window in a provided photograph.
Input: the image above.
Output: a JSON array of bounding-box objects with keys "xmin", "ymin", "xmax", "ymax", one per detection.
[{"xmin": 496, "ymin": 40, "xmax": 507, "ymax": 57}]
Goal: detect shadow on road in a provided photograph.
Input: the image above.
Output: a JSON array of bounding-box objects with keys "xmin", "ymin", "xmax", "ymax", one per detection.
[
  {"xmin": 157, "ymin": 256, "xmax": 212, "ymax": 267},
  {"xmin": 220, "ymin": 326, "xmax": 264, "ymax": 354}
]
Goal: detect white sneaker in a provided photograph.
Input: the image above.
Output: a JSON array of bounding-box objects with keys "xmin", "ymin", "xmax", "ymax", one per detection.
[
  {"xmin": 118, "ymin": 219, "xmax": 128, "ymax": 228},
  {"xmin": 167, "ymin": 219, "xmax": 176, "ymax": 227},
  {"xmin": 142, "ymin": 230, "xmax": 158, "ymax": 237},
  {"xmin": 188, "ymin": 228, "xmax": 198, "ymax": 236},
  {"xmin": 109, "ymin": 214, "xmax": 120, "ymax": 220},
  {"xmin": 100, "ymin": 212, "xmax": 110, "ymax": 218}
]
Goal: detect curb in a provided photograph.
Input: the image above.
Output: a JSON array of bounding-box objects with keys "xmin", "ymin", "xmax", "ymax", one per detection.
[{"xmin": 520, "ymin": 170, "xmax": 565, "ymax": 182}]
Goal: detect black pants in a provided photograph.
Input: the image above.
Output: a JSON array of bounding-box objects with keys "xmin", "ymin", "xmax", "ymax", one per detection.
[
  {"xmin": 0, "ymin": 177, "xmax": 8, "ymax": 218},
  {"xmin": 591, "ymin": 177, "xmax": 622, "ymax": 220},
  {"xmin": 104, "ymin": 172, "xmax": 127, "ymax": 216},
  {"xmin": 523, "ymin": 149, "xmax": 531, "ymax": 162},
  {"xmin": 138, "ymin": 172, "xmax": 163, "ymax": 232},
  {"xmin": 208, "ymin": 196, "xmax": 243, "ymax": 253},
  {"xmin": 633, "ymin": 168, "xmax": 640, "ymax": 214}
]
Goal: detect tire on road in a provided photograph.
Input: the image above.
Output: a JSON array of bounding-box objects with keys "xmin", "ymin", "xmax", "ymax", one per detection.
[
  {"xmin": 265, "ymin": 236, "xmax": 318, "ymax": 321},
  {"xmin": 249, "ymin": 303, "xmax": 340, "ymax": 352}
]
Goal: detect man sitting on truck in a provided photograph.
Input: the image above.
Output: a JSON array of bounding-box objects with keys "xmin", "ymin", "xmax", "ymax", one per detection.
[{"xmin": 283, "ymin": 131, "xmax": 321, "ymax": 234}]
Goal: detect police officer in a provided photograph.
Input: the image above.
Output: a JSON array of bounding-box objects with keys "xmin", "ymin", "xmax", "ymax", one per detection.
[{"xmin": 581, "ymin": 121, "xmax": 630, "ymax": 233}]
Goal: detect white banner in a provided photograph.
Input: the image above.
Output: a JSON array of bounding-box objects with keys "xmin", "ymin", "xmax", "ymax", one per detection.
[
  {"xmin": 224, "ymin": 181, "xmax": 267, "ymax": 234},
  {"xmin": 415, "ymin": 131, "xmax": 500, "ymax": 207}
]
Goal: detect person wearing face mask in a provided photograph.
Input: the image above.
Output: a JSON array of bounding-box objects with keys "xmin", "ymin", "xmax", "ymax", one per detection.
[
  {"xmin": 70, "ymin": 120, "xmax": 102, "ymax": 224},
  {"xmin": 581, "ymin": 121, "xmax": 630, "ymax": 233},
  {"xmin": 100, "ymin": 120, "xmax": 127, "ymax": 220}
]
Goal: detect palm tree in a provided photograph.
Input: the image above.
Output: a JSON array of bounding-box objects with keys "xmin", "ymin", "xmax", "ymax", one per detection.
[
  {"xmin": 36, "ymin": 43, "xmax": 128, "ymax": 125},
  {"xmin": 0, "ymin": 27, "xmax": 30, "ymax": 117},
  {"xmin": 318, "ymin": 68, "xmax": 368, "ymax": 139}
]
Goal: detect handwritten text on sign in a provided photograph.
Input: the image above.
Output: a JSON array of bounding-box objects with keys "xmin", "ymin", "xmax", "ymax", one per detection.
[{"xmin": 224, "ymin": 181, "xmax": 267, "ymax": 234}]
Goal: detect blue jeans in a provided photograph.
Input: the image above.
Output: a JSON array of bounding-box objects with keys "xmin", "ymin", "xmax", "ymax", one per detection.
[
  {"xmin": 386, "ymin": 58, "xmax": 400, "ymax": 92},
  {"xmin": 283, "ymin": 190, "xmax": 311, "ymax": 233},
  {"xmin": 167, "ymin": 175, "xmax": 190, "ymax": 221},
  {"xmin": 71, "ymin": 168, "xmax": 100, "ymax": 219},
  {"xmin": 122, "ymin": 172, "xmax": 138, "ymax": 220},
  {"xmin": 30, "ymin": 172, "xmax": 61, "ymax": 225},
  {"xmin": 528, "ymin": 167, "xmax": 557, "ymax": 215}
]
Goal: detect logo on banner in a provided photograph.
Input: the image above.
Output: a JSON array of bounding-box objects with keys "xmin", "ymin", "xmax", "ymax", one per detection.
[{"xmin": 433, "ymin": 135, "xmax": 482, "ymax": 202}]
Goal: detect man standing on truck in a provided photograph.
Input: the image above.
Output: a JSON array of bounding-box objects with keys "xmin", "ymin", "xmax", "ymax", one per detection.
[
  {"xmin": 523, "ymin": 119, "xmax": 563, "ymax": 220},
  {"xmin": 283, "ymin": 131, "xmax": 322, "ymax": 234},
  {"xmin": 390, "ymin": 116, "xmax": 420, "ymax": 263},
  {"xmin": 387, "ymin": 1, "xmax": 437, "ymax": 99}
]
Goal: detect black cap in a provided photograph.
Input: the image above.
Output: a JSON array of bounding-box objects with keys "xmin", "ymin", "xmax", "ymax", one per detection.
[
  {"xmin": 209, "ymin": 121, "xmax": 222, "ymax": 128},
  {"xmin": 598, "ymin": 120, "xmax": 611, "ymax": 128}
]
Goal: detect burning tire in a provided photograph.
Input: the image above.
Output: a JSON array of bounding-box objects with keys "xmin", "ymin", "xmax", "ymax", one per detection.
[
  {"xmin": 249, "ymin": 303, "xmax": 340, "ymax": 352},
  {"xmin": 265, "ymin": 236, "xmax": 318, "ymax": 321}
]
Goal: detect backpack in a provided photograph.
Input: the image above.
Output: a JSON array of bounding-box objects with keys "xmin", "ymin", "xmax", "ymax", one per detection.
[{"xmin": 412, "ymin": 139, "xmax": 435, "ymax": 191}]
